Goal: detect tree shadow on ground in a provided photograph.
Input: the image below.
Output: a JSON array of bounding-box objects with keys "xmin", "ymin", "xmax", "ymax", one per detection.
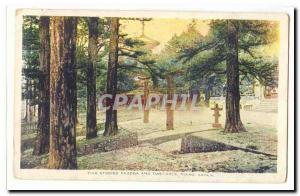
[
  {"xmin": 181, "ymin": 135, "xmax": 277, "ymax": 158},
  {"xmin": 141, "ymin": 130, "xmax": 277, "ymax": 158},
  {"xmin": 140, "ymin": 129, "xmax": 216, "ymax": 146},
  {"xmin": 135, "ymin": 122, "xmax": 212, "ymax": 137}
]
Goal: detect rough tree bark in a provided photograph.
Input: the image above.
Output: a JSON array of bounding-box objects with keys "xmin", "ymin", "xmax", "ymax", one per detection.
[
  {"xmin": 166, "ymin": 75, "xmax": 174, "ymax": 130},
  {"xmin": 32, "ymin": 80, "xmax": 37, "ymax": 117},
  {"xmin": 103, "ymin": 18, "xmax": 119, "ymax": 136},
  {"xmin": 24, "ymin": 79, "xmax": 32, "ymax": 122},
  {"xmin": 86, "ymin": 17, "xmax": 99, "ymax": 139},
  {"xmin": 48, "ymin": 17, "xmax": 78, "ymax": 169},
  {"xmin": 224, "ymin": 20, "xmax": 246, "ymax": 133},
  {"xmin": 25, "ymin": 80, "xmax": 34, "ymax": 122},
  {"xmin": 33, "ymin": 16, "xmax": 50, "ymax": 155},
  {"xmin": 205, "ymin": 88, "xmax": 211, "ymax": 107},
  {"xmin": 143, "ymin": 80, "xmax": 149, "ymax": 123},
  {"xmin": 29, "ymin": 80, "xmax": 34, "ymax": 121}
]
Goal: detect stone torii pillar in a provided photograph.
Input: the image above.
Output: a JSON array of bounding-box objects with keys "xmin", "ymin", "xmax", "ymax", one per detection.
[{"xmin": 211, "ymin": 103, "xmax": 222, "ymax": 128}]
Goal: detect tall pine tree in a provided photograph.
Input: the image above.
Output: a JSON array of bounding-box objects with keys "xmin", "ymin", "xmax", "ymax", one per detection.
[
  {"xmin": 224, "ymin": 20, "xmax": 245, "ymax": 133},
  {"xmin": 33, "ymin": 16, "xmax": 51, "ymax": 155},
  {"xmin": 104, "ymin": 18, "xmax": 119, "ymax": 136},
  {"xmin": 86, "ymin": 17, "xmax": 99, "ymax": 139},
  {"xmin": 48, "ymin": 17, "xmax": 78, "ymax": 169},
  {"xmin": 178, "ymin": 20, "xmax": 278, "ymax": 133}
]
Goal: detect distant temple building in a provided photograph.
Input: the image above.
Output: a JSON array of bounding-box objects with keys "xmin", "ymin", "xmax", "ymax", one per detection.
[
  {"xmin": 209, "ymin": 64, "xmax": 279, "ymax": 112},
  {"xmin": 253, "ymin": 64, "xmax": 279, "ymax": 99}
]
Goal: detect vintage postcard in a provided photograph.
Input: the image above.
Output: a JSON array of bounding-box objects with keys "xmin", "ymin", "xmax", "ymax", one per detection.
[{"xmin": 11, "ymin": 8, "xmax": 292, "ymax": 184}]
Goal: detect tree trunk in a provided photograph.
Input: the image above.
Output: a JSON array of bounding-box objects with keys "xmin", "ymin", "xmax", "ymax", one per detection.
[
  {"xmin": 104, "ymin": 18, "xmax": 119, "ymax": 136},
  {"xmin": 24, "ymin": 79, "xmax": 30, "ymax": 122},
  {"xmin": 75, "ymin": 80, "xmax": 78, "ymax": 124},
  {"xmin": 33, "ymin": 80, "xmax": 37, "ymax": 117},
  {"xmin": 33, "ymin": 102, "xmax": 36, "ymax": 117},
  {"xmin": 205, "ymin": 87, "xmax": 211, "ymax": 107},
  {"xmin": 28, "ymin": 80, "xmax": 34, "ymax": 122},
  {"xmin": 86, "ymin": 17, "xmax": 99, "ymax": 139},
  {"xmin": 166, "ymin": 75, "xmax": 174, "ymax": 130},
  {"xmin": 143, "ymin": 80, "xmax": 149, "ymax": 123},
  {"xmin": 24, "ymin": 98, "xmax": 28, "ymax": 121},
  {"xmin": 48, "ymin": 17, "xmax": 78, "ymax": 169},
  {"xmin": 224, "ymin": 20, "xmax": 246, "ymax": 133},
  {"xmin": 33, "ymin": 16, "xmax": 50, "ymax": 155}
]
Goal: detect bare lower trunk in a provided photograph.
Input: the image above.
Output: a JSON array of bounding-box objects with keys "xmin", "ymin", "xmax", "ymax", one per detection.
[
  {"xmin": 75, "ymin": 82, "xmax": 78, "ymax": 124},
  {"xmin": 24, "ymin": 98, "xmax": 28, "ymax": 121},
  {"xmin": 29, "ymin": 81, "xmax": 34, "ymax": 122},
  {"xmin": 24, "ymin": 88, "xmax": 31, "ymax": 122},
  {"xmin": 86, "ymin": 17, "xmax": 99, "ymax": 139},
  {"xmin": 104, "ymin": 18, "xmax": 119, "ymax": 136},
  {"xmin": 224, "ymin": 20, "xmax": 246, "ymax": 133},
  {"xmin": 143, "ymin": 80, "xmax": 149, "ymax": 123},
  {"xmin": 205, "ymin": 88, "xmax": 210, "ymax": 107},
  {"xmin": 33, "ymin": 16, "xmax": 51, "ymax": 155},
  {"xmin": 48, "ymin": 17, "xmax": 78, "ymax": 169},
  {"xmin": 166, "ymin": 75, "xmax": 174, "ymax": 130},
  {"xmin": 33, "ymin": 104, "xmax": 36, "ymax": 117},
  {"xmin": 32, "ymin": 80, "xmax": 37, "ymax": 118}
]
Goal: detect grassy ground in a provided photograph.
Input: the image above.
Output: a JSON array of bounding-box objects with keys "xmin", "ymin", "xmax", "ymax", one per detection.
[
  {"xmin": 21, "ymin": 108, "xmax": 277, "ymax": 172},
  {"xmin": 78, "ymin": 146, "xmax": 276, "ymax": 172},
  {"xmin": 77, "ymin": 125, "xmax": 277, "ymax": 172},
  {"xmin": 77, "ymin": 128, "xmax": 132, "ymax": 147}
]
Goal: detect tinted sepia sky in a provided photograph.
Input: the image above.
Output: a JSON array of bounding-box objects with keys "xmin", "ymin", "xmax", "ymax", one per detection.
[
  {"xmin": 120, "ymin": 18, "xmax": 210, "ymax": 53},
  {"xmin": 120, "ymin": 18, "xmax": 279, "ymax": 57}
]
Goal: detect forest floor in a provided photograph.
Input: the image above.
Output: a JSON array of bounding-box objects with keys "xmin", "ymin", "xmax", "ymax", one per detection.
[{"xmin": 21, "ymin": 107, "xmax": 278, "ymax": 173}]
